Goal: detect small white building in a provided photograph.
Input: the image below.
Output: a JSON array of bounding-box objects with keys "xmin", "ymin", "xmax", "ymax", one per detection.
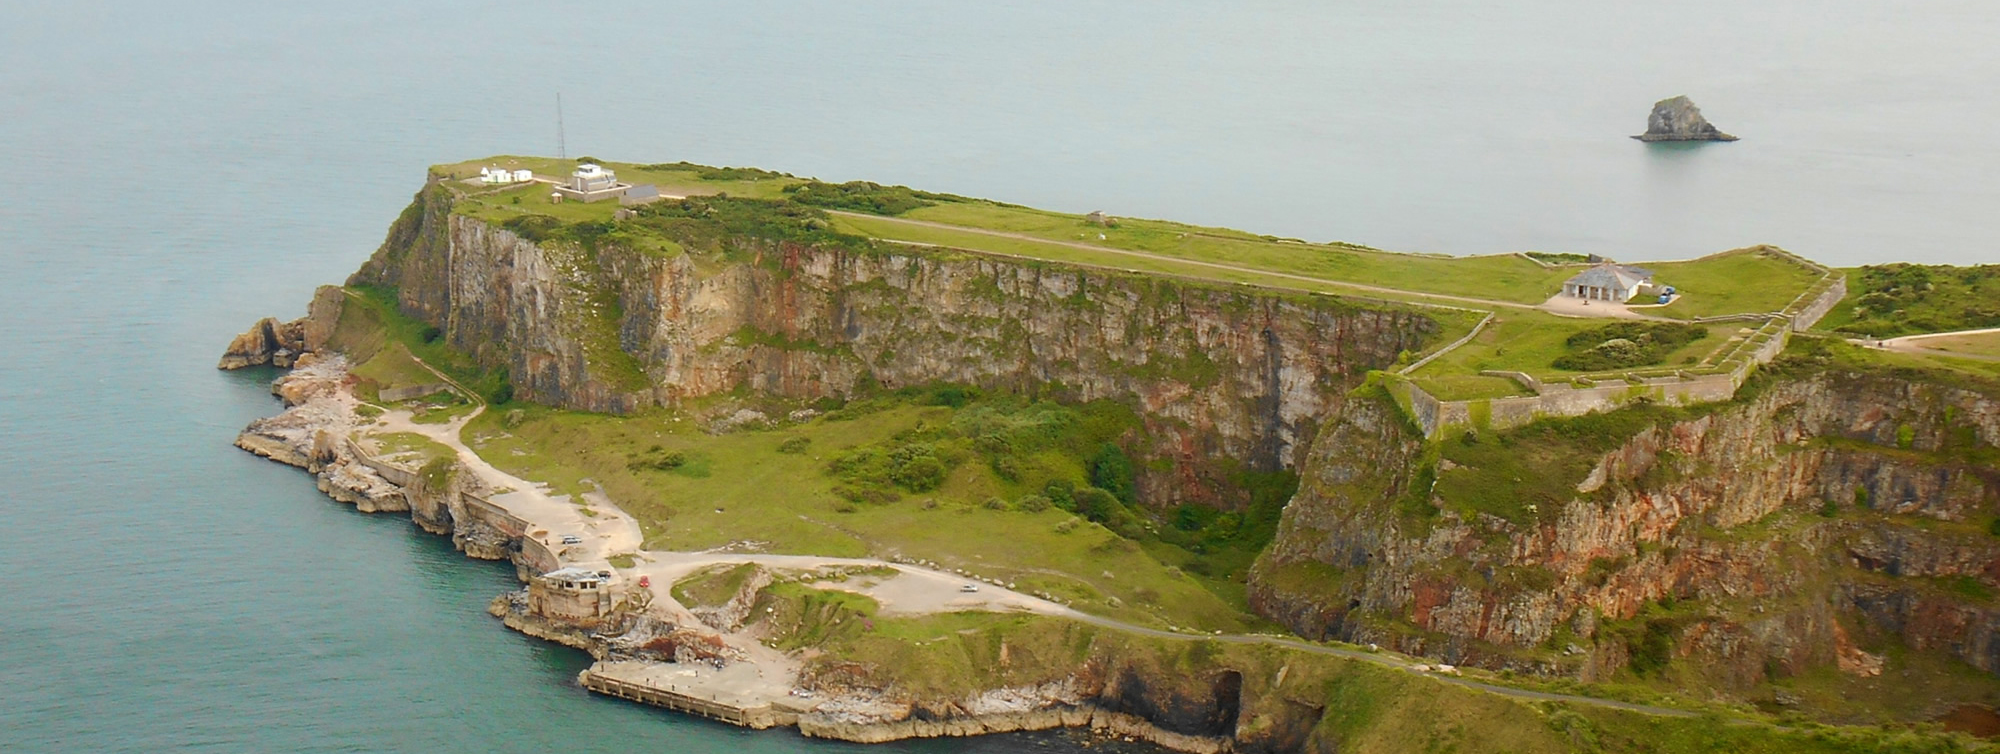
[{"xmin": 479, "ymin": 167, "xmax": 533, "ymax": 185}]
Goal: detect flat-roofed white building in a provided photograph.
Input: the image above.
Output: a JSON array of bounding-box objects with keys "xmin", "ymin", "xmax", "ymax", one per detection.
[{"xmin": 555, "ymin": 163, "xmax": 629, "ymax": 202}]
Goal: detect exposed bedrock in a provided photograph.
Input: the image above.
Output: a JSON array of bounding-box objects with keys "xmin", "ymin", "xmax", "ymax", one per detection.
[
  {"xmin": 1633, "ymin": 95, "xmax": 1738, "ymax": 142},
  {"xmin": 1250, "ymin": 370, "xmax": 2000, "ymax": 685},
  {"xmin": 347, "ymin": 186, "xmax": 1443, "ymax": 507}
]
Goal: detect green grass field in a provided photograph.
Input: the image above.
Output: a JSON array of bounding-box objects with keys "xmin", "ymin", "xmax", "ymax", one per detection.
[
  {"xmin": 1644, "ymin": 248, "xmax": 1828, "ymax": 319},
  {"xmin": 897, "ymin": 201, "xmax": 1577, "ymax": 304},
  {"xmin": 463, "ymin": 397, "xmax": 1261, "ymax": 631},
  {"xmin": 1404, "ymin": 312, "xmax": 1742, "ymax": 400},
  {"xmin": 1817, "ymin": 263, "xmax": 2000, "ymax": 337}
]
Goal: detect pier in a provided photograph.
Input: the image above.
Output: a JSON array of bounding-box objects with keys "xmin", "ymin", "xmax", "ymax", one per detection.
[{"xmin": 578, "ymin": 664, "xmax": 805, "ymax": 729}]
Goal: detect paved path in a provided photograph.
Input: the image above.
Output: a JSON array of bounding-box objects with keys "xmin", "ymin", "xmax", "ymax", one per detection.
[{"xmin": 1865, "ymin": 326, "xmax": 2000, "ymax": 363}]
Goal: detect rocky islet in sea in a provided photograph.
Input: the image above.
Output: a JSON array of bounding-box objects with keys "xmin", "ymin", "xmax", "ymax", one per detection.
[{"xmin": 1633, "ymin": 95, "xmax": 1738, "ymax": 142}]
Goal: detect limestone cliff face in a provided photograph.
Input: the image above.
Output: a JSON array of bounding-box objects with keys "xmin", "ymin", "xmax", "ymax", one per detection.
[
  {"xmin": 347, "ymin": 186, "xmax": 1442, "ymax": 506},
  {"xmin": 1251, "ymin": 370, "xmax": 2000, "ymax": 686}
]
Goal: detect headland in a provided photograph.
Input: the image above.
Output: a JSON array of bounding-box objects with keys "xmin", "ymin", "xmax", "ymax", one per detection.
[{"xmin": 222, "ymin": 156, "xmax": 2000, "ymax": 752}]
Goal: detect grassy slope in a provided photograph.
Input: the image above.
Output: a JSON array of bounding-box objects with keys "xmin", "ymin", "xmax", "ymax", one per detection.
[
  {"xmin": 464, "ymin": 399, "xmax": 1259, "ymax": 631},
  {"xmin": 1406, "ymin": 312, "xmax": 1740, "ymax": 400},
  {"xmin": 899, "ymin": 201, "xmax": 1575, "ymax": 304},
  {"xmin": 1645, "ymin": 249, "xmax": 1827, "ymax": 319},
  {"xmin": 1818, "ymin": 264, "xmax": 2000, "ymax": 337},
  {"xmin": 754, "ymin": 583, "xmax": 1988, "ymax": 753}
]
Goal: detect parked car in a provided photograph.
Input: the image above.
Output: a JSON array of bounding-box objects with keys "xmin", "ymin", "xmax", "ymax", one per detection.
[
  {"xmin": 559, "ymin": 534, "xmax": 583, "ymax": 545},
  {"xmin": 959, "ymin": 583, "xmax": 980, "ymax": 593}
]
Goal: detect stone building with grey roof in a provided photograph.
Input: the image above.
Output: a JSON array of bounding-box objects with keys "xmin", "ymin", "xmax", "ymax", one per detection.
[{"xmin": 1562, "ymin": 263, "xmax": 1654, "ymax": 302}]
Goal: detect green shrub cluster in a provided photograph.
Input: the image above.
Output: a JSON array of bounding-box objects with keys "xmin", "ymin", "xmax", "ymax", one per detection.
[
  {"xmin": 1551, "ymin": 321, "xmax": 1709, "ymax": 372},
  {"xmin": 782, "ymin": 180, "xmax": 964, "ymax": 216},
  {"xmin": 636, "ymin": 161, "xmax": 792, "ymax": 181},
  {"xmin": 1831, "ymin": 263, "xmax": 2000, "ymax": 337},
  {"xmin": 627, "ymin": 445, "xmax": 687, "ymax": 472},
  {"xmin": 630, "ymin": 195, "xmax": 871, "ymax": 254}
]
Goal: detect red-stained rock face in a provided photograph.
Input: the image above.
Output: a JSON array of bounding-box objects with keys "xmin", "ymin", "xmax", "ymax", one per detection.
[{"xmin": 1251, "ymin": 372, "xmax": 2000, "ymax": 686}]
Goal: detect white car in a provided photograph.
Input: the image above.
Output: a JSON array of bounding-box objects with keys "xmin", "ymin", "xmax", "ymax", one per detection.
[
  {"xmin": 959, "ymin": 583, "xmax": 980, "ymax": 593},
  {"xmin": 559, "ymin": 534, "xmax": 583, "ymax": 545}
]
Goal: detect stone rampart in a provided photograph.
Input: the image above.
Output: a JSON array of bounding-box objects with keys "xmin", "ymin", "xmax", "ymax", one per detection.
[{"xmin": 1405, "ymin": 316, "xmax": 1794, "ymax": 436}]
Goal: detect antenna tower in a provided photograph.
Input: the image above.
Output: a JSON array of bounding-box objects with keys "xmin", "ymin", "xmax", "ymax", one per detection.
[{"xmin": 556, "ymin": 93, "xmax": 567, "ymax": 160}]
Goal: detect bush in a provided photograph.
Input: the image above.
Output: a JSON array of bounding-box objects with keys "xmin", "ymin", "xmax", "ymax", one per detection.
[
  {"xmin": 1072, "ymin": 487, "xmax": 1121, "ymax": 523},
  {"xmin": 1819, "ymin": 498, "xmax": 1839, "ymax": 518},
  {"xmin": 1550, "ymin": 322, "xmax": 1709, "ymax": 372},
  {"xmin": 981, "ymin": 497, "xmax": 1008, "ymax": 511},
  {"xmin": 1088, "ymin": 443, "xmax": 1136, "ymax": 504},
  {"xmin": 1014, "ymin": 494, "xmax": 1052, "ymax": 513},
  {"xmin": 778, "ymin": 436, "xmax": 812, "ymax": 454},
  {"xmin": 628, "ymin": 449, "xmax": 687, "ymax": 472},
  {"xmin": 1044, "ymin": 479, "xmax": 1076, "ymax": 510},
  {"xmin": 782, "ymin": 180, "xmax": 961, "ymax": 216},
  {"xmin": 891, "ymin": 454, "xmax": 946, "ymax": 492},
  {"xmin": 419, "ymin": 326, "xmax": 443, "ymax": 344}
]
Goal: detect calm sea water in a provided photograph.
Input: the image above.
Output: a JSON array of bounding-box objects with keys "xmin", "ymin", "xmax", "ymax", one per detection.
[{"xmin": 2, "ymin": 2, "xmax": 1996, "ymax": 751}]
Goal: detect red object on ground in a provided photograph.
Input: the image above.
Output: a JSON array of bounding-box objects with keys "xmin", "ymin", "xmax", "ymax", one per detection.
[{"xmin": 638, "ymin": 576, "xmax": 651, "ymax": 588}]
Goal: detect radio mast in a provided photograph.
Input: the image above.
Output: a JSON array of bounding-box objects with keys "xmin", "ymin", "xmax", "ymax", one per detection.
[{"xmin": 556, "ymin": 93, "xmax": 567, "ymax": 160}]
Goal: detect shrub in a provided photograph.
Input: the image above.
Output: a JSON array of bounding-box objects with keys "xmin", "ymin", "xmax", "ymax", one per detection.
[
  {"xmin": 1088, "ymin": 443, "xmax": 1136, "ymax": 504},
  {"xmin": 981, "ymin": 497, "xmax": 1008, "ymax": 511},
  {"xmin": 782, "ymin": 180, "xmax": 960, "ymax": 216},
  {"xmin": 419, "ymin": 326, "xmax": 443, "ymax": 343},
  {"xmin": 891, "ymin": 454, "xmax": 946, "ymax": 492},
  {"xmin": 927, "ymin": 385, "xmax": 974, "ymax": 408},
  {"xmin": 1072, "ymin": 487, "xmax": 1121, "ymax": 523},
  {"xmin": 1551, "ymin": 322, "xmax": 1709, "ymax": 372},
  {"xmin": 1044, "ymin": 479, "xmax": 1076, "ymax": 510},
  {"xmin": 1014, "ymin": 494, "xmax": 1052, "ymax": 513},
  {"xmin": 1988, "ymin": 517, "xmax": 2000, "ymax": 538},
  {"xmin": 1819, "ymin": 498, "xmax": 1839, "ymax": 518},
  {"xmin": 778, "ymin": 436, "xmax": 812, "ymax": 454},
  {"xmin": 629, "ymin": 449, "xmax": 687, "ymax": 472}
]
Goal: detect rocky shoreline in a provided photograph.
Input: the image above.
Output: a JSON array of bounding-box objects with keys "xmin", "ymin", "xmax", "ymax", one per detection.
[{"xmin": 229, "ymin": 345, "xmax": 1243, "ymax": 753}]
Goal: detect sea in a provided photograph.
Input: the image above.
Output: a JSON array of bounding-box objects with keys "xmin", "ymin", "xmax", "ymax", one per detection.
[{"xmin": 1, "ymin": 1, "xmax": 1995, "ymax": 752}]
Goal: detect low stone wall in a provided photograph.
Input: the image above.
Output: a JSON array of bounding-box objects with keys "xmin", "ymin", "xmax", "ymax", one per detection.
[
  {"xmin": 347, "ymin": 439, "xmax": 418, "ymax": 487},
  {"xmin": 1407, "ymin": 318, "xmax": 1794, "ymax": 436},
  {"xmin": 1790, "ymin": 274, "xmax": 1847, "ymax": 332},
  {"xmin": 379, "ymin": 383, "xmax": 452, "ymax": 402}
]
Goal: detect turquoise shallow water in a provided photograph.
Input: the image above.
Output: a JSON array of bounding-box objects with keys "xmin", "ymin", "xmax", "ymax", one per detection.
[{"xmin": 1, "ymin": 2, "xmax": 1995, "ymax": 751}]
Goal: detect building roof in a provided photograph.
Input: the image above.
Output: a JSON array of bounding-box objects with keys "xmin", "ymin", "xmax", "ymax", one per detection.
[
  {"xmin": 542, "ymin": 566, "xmax": 606, "ymax": 582},
  {"xmin": 574, "ymin": 164, "xmax": 610, "ymax": 177},
  {"xmin": 624, "ymin": 184, "xmax": 659, "ymax": 198},
  {"xmin": 1566, "ymin": 263, "xmax": 1652, "ymax": 290}
]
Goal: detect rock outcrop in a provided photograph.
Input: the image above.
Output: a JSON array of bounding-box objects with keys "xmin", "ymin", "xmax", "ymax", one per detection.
[
  {"xmin": 1633, "ymin": 95, "xmax": 1738, "ymax": 142},
  {"xmin": 345, "ymin": 185, "xmax": 1444, "ymax": 507},
  {"xmin": 1251, "ymin": 368, "xmax": 2000, "ymax": 688},
  {"xmin": 217, "ymin": 285, "xmax": 345, "ymax": 369}
]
